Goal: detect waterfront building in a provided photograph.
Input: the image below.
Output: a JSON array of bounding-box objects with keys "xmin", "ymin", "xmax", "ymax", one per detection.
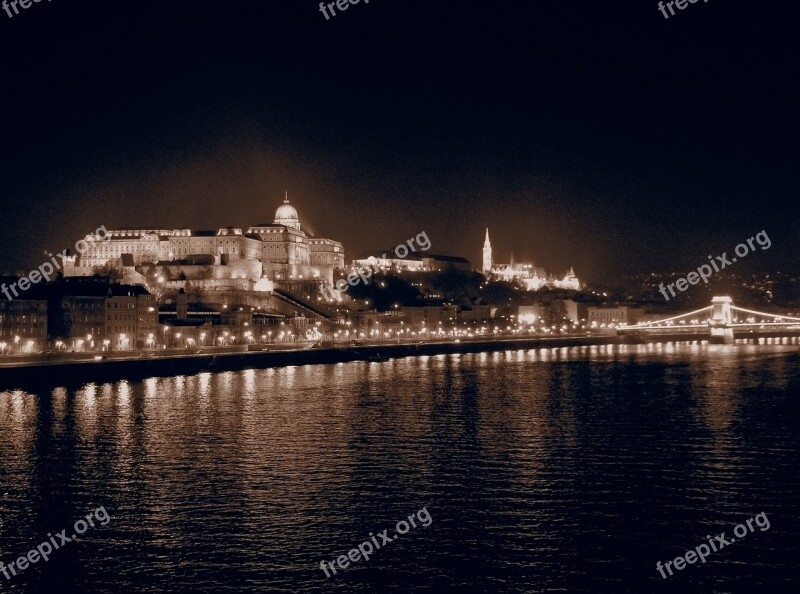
[
  {"xmin": 458, "ymin": 304, "xmax": 494, "ymax": 323},
  {"xmin": 157, "ymin": 293, "xmax": 314, "ymax": 347},
  {"xmin": 0, "ymin": 296, "xmax": 48, "ymax": 353},
  {"xmin": 58, "ymin": 292, "xmax": 105, "ymax": 348},
  {"xmin": 108, "ymin": 286, "xmax": 158, "ymax": 350},
  {"xmin": 561, "ymin": 299, "xmax": 587, "ymax": 323},
  {"xmin": 519, "ymin": 299, "xmax": 587, "ymax": 325},
  {"xmin": 342, "ymin": 304, "xmax": 492, "ymax": 340},
  {"xmin": 587, "ymin": 306, "xmax": 646, "ymax": 328},
  {"xmin": 49, "ymin": 279, "xmax": 158, "ymax": 350},
  {"xmin": 399, "ymin": 305, "xmax": 458, "ymax": 327},
  {"xmin": 518, "ymin": 304, "xmax": 543, "ymax": 324}
]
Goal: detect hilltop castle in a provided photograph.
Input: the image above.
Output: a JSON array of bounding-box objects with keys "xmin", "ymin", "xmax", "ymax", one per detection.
[{"xmin": 67, "ymin": 195, "xmax": 345, "ymax": 290}]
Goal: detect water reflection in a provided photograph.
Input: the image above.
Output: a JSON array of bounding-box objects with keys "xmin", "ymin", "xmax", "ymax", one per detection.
[{"xmin": 0, "ymin": 343, "xmax": 797, "ymax": 592}]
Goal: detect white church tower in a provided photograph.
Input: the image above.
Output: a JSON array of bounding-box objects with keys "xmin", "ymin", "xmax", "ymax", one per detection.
[{"xmin": 482, "ymin": 228, "xmax": 493, "ymax": 274}]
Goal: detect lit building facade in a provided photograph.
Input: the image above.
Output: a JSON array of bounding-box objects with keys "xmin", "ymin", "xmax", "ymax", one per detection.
[
  {"xmin": 351, "ymin": 253, "xmax": 426, "ymax": 273},
  {"xmin": 72, "ymin": 196, "xmax": 345, "ymax": 288},
  {"xmin": 52, "ymin": 281, "xmax": 158, "ymax": 350},
  {"xmin": 588, "ymin": 306, "xmax": 646, "ymax": 328},
  {"xmin": 350, "ymin": 253, "xmax": 470, "ymax": 274},
  {"xmin": 0, "ymin": 298, "xmax": 48, "ymax": 353},
  {"xmin": 482, "ymin": 228, "xmax": 581, "ymax": 291}
]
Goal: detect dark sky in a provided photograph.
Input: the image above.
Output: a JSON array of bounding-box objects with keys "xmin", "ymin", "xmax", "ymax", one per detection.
[{"xmin": 0, "ymin": 0, "xmax": 797, "ymax": 282}]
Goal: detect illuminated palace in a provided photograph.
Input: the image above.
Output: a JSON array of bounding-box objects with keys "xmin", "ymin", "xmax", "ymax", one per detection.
[
  {"xmin": 69, "ymin": 195, "xmax": 345, "ymax": 289},
  {"xmin": 482, "ymin": 229, "xmax": 581, "ymax": 291}
]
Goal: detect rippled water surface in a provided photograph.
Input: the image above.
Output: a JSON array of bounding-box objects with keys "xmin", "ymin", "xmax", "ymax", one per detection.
[{"xmin": 1, "ymin": 343, "xmax": 799, "ymax": 593}]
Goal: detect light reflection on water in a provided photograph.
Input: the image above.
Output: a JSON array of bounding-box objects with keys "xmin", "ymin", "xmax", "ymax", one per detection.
[{"xmin": 0, "ymin": 343, "xmax": 798, "ymax": 593}]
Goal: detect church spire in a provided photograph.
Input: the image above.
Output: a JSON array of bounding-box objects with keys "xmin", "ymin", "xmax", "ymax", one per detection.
[
  {"xmin": 284, "ymin": 190, "xmax": 289, "ymax": 204},
  {"xmin": 482, "ymin": 228, "xmax": 493, "ymax": 274}
]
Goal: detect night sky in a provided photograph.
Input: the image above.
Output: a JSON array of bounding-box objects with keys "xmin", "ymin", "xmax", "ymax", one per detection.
[{"xmin": 0, "ymin": 0, "xmax": 797, "ymax": 282}]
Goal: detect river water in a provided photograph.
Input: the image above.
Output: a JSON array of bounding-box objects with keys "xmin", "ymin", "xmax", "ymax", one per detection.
[{"xmin": 0, "ymin": 342, "xmax": 798, "ymax": 593}]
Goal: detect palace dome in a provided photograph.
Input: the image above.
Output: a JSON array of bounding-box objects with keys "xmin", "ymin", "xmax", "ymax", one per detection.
[
  {"xmin": 274, "ymin": 195, "xmax": 301, "ymax": 230},
  {"xmin": 275, "ymin": 200, "xmax": 298, "ymax": 222}
]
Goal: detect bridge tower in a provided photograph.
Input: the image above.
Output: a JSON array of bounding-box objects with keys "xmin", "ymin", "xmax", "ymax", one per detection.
[{"xmin": 709, "ymin": 296, "xmax": 734, "ymax": 343}]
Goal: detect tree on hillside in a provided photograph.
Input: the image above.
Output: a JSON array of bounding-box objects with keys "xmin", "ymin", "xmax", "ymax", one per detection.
[{"xmin": 92, "ymin": 262, "xmax": 123, "ymax": 281}]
